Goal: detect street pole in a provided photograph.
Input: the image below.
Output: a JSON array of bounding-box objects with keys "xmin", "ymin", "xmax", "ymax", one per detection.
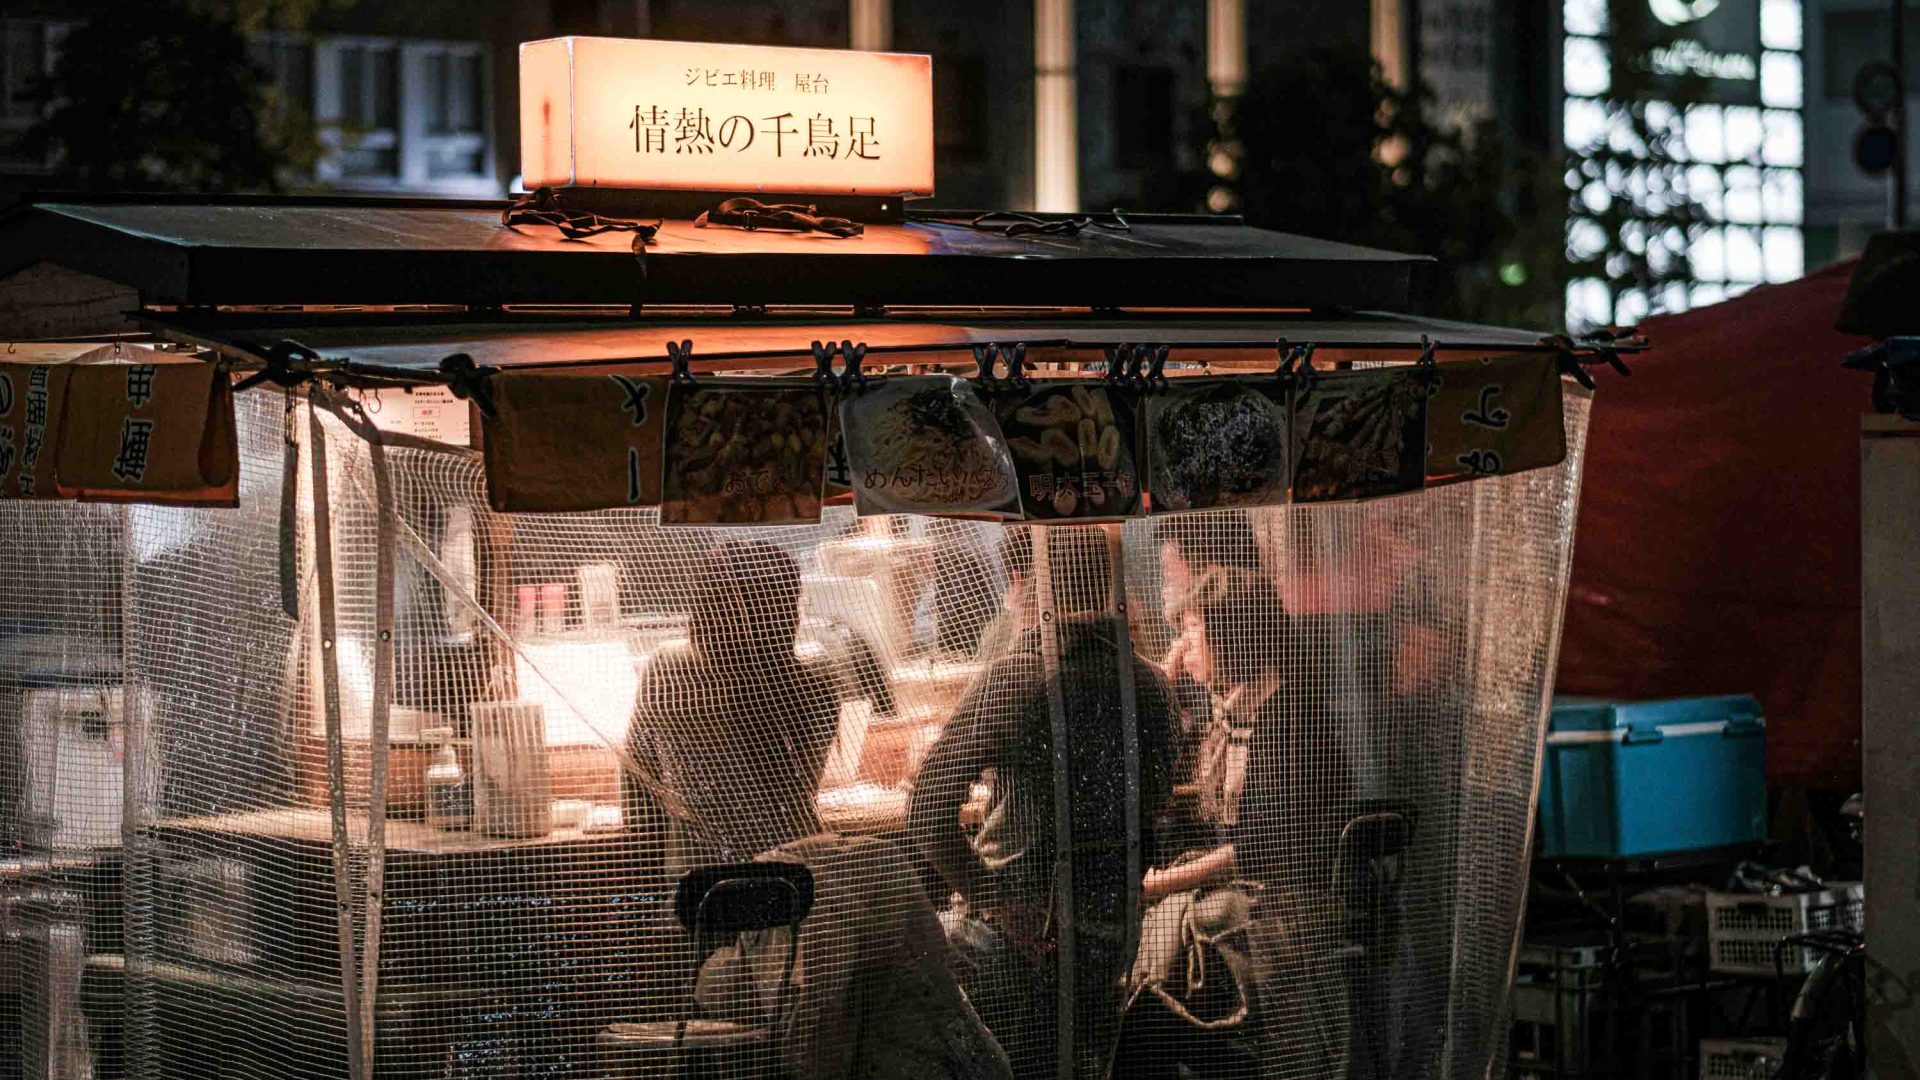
[{"xmin": 1895, "ymin": 0, "xmax": 1909, "ymax": 227}]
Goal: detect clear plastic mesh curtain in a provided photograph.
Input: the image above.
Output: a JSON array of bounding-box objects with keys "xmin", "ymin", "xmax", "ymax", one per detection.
[
  {"xmin": 0, "ymin": 482, "xmax": 125, "ymax": 1080},
  {"xmin": 3, "ymin": 383, "xmax": 1588, "ymax": 1080}
]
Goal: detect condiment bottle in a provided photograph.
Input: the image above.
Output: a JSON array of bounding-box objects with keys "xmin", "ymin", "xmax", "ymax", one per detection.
[{"xmin": 423, "ymin": 728, "xmax": 471, "ymax": 831}]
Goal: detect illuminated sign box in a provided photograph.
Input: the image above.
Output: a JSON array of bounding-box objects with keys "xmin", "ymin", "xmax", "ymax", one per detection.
[{"xmin": 520, "ymin": 37, "xmax": 934, "ymax": 197}]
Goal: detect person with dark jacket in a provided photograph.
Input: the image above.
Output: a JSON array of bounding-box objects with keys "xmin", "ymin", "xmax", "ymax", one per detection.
[
  {"xmin": 907, "ymin": 526, "xmax": 1176, "ymax": 1078},
  {"xmin": 628, "ymin": 539, "xmax": 840, "ymax": 861}
]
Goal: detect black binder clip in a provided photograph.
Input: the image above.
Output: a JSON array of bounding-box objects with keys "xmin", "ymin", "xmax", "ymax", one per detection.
[
  {"xmin": 437, "ymin": 352, "xmax": 500, "ymax": 418},
  {"xmin": 1415, "ymin": 335, "xmax": 1443, "ymax": 393},
  {"xmin": 812, "ymin": 340, "xmax": 838, "ymax": 385},
  {"xmin": 667, "ymin": 339, "xmax": 697, "ymax": 385},
  {"xmin": 233, "ymin": 339, "xmax": 326, "ymax": 395},
  {"xmin": 1276, "ymin": 339, "xmax": 1318, "ymax": 397},
  {"xmin": 1144, "ymin": 343, "xmax": 1171, "ymax": 387},
  {"xmin": 839, "ymin": 340, "xmax": 869, "ymax": 392},
  {"xmin": 973, "ymin": 343, "xmax": 1029, "ymax": 392}
]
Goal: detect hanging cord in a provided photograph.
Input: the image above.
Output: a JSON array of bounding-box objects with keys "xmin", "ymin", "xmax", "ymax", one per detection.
[
  {"xmin": 501, "ymin": 187, "xmax": 661, "ymax": 272},
  {"xmin": 693, "ymin": 197, "xmax": 865, "ymax": 238},
  {"xmin": 909, "ymin": 208, "xmax": 1132, "ymax": 238}
]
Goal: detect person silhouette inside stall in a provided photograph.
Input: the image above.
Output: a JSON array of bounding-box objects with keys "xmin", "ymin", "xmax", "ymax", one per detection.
[
  {"xmin": 628, "ymin": 538, "xmax": 840, "ymax": 865},
  {"xmin": 624, "ymin": 537, "xmax": 1011, "ymax": 1080},
  {"xmin": 907, "ymin": 526, "xmax": 1176, "ymax": 1079},
  {"xmin": 1119, "ymin": 567, "xmax": 1356, "ymax": 1079}
]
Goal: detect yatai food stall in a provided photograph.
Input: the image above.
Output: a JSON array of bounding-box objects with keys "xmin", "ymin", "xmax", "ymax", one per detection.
[{"xmin": 0, "ymin": 37, "xmax": 1622, "ymax": 1080}]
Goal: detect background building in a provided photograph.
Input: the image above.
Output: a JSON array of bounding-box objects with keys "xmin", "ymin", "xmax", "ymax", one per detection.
[
  {"xmin": 0, "ymin": 0, "xmax": 1395, "ymax": 210},
  {"xmin": 1556, "ymin": 0, "xmax": 1808, "ymax": 328},
  {"xmin": 1, "ymin": 1, "xmax": 1851, "ymax": 332},
  {"xmin": 1801, "ymin": 0, "xmax": 1919, "ymax": 265}
]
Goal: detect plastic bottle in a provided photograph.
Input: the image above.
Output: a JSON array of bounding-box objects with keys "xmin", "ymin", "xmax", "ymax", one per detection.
[{"xmin": 424, "ymin": 728, "xmax": 472, "ymax": 831}]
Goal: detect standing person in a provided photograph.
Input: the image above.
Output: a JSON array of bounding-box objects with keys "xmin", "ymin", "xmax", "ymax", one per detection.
[{"xmin": 907, "ymin": 526, "xmax": 1176, "ymax": 1079}]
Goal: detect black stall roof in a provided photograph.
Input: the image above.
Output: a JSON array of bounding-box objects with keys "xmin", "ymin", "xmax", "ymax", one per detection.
[
  {"xmin": 141, "ymin": 308, "xmax": 1547, "ymax": 376},
  {"xmin": 0, "ymin": 194, "xmax": 1432, "ymax": 311}
]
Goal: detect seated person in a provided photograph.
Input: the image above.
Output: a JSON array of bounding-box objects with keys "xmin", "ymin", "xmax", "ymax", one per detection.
[
  {"xmin": 627, "ymin": 539, "xmax": 839, "ymax": 862},
  {"xmin": 1140, "ymin": 567, "xmax": 1354, "ymax": 1076},
  {"xmin": 907, "ymin": 526, "xmax": 1175, "ymax": 1078},
  {"xmin": 695, "ymin": 833, "xmax": 1014, "ymax": 1080}
]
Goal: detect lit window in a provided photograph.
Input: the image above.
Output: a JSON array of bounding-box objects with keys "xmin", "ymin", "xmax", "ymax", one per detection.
[
  {"xmin": 1564, "ymin": 96, "xmax": 1606, "ymax": 151},
  {"xmin": 1686, "ymin": 105, "xmax": 1726, "ymax": 165},
  {"xmin": 1568, "ymin": 216, "xmax": 1608, "ymax": 260},
  {"xmin": 1724, "ymin": 227, "xmax": 1764, "ymax": 283},
  {"xmin": 1724, "ymin": 166, "xmax": 1764, "ymax": 224},
  {"xmin": 1615, "ymin": 289, "xmax": 1650, "ymax": 325},
  {"xmin": 1608, "ymin": 108, "xmax": 1647, "ymax": 156},
  {"xmin": 1659, "ymin": 282, "xmax": 1690, "ymax": 312},
  {"xmin": 1760, "ymin": 0, "xmax": 1803, "ymax": 51},
  {"xmin": 1762, "ymin": 110, "xmax": 1803, "ymax": 167},
  {"xmin": 1648, "ymin": 237, "xmax": 1675, "ymax": 277},
  {"xmin": 1763, "ymin": 226, "xmax": 1803, "ymax": 282},
  {"xmin": 1723, "ymin": 107, "xmax": 1763, "ymax": 162},
  {"xmin": 1693, "ymin": 227, "xmax": 1727, "ymax": 282},
  {"xmin": 1622, "ymin": 219, "xmax": 1648, "ymax": 256},
  {"xmin": 1762, "ymin": 169, "xmax": 1803, "ymax": 224},
  {"xmin": 1564, "ymin": 0, "xmax": 1608, "ymax": 37},
  {"xmin": 1581, "ymin": 180, "xmax": 1612, "ymax": 214},
  {"xmin": 1686, "ymin": 164, "xmax": 1726, "ymax": 219},
  {"xmin": 1760, "ymin": 51, "xmax": 1802, "ymax": 109},
  {"xmin": 1567, "ymin": 278, "xmax": 1612, "ymax": 327},
  {"xmin": 1691, "ymin": 283, "xmax": 1727, "ymax": 307},
  {"xmin": 1659, "ymin": 225, "xmax": 1690, "ymax": 261},
  {"xmin": 1564, "ymin": 36, "xmax": 1611, "ymax": 97}
]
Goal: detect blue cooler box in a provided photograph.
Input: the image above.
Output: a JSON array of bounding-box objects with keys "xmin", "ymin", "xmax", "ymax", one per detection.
[{"xmin": 1538, "ymin": 695, "xmax": 1766, "ymax": 858}]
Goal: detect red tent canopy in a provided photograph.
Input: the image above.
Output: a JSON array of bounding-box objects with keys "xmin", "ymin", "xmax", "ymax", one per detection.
[{"xmin": 1556, "ymin": 260, "xmax": 1873, "ymax": 790}]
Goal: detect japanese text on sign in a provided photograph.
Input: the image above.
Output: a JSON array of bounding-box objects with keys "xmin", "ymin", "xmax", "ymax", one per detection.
[
  {"xmin": 630, "ymin": 107, "xmax": 880, "ymax": 160},
  {"xmin": 522, "ymin": 37, "xmax": 933, "ymax": 195}
]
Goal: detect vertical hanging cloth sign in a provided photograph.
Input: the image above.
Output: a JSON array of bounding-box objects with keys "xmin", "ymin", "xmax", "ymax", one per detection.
[
  {"xmin": 481, "ymin": 366, "xmax": 669, "ymax": 512},
  {"xmin": 1289, "ymin": 367, "xmax": 1429, "ymax": 502},
  {"xmin": 1424, "ymin": 354, "xmax": 1568, "ymax": 485},
  {"xmin": 0, "ymin": 361, "xmax": 70, "ymax": 500},
  {"xmin": 838, "ymin": 375, "xmax": 1021, "ymax": 519},
  {"xmin": 54, "ymin": 351, "xmax": 238, "ymax": 506},
  {"xmin": 1143, "ymin": 378, "xmax": 1291, "ymax": 513},
  {"xmin": 660, "ymin": 380, "xmax": 829, "ymax": 525},
  {"xmin": 992, "ymin": 380, "xmax": 1144, "ymax": 521}
]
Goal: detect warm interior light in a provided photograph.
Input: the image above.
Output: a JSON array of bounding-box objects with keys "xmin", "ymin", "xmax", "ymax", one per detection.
[{"xmin": 520, "ymin": 36, "xmax": 934, "ymax": 197}]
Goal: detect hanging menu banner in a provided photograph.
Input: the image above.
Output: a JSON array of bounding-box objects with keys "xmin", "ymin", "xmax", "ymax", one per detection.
[
  {"xmin": 1425, "ymin": 353, "xmax": 1568, "ymax": 485},
  {"xmin": 1290, "ymin": 368, "xmax": 1430, "ymax": 503},
  {"xmin": 991, "ymin": 381, "xmax": 1144, "ymax": 521},
  {"xmin": 466, "ymin": 353, "xmax": 1571, "ymax": 519},
  {"xmin": 1144, "ymin": 379, "xmax": 1291, "ymax": 514},
  {"xmin": 482, "ymin": 366, "xmax": 669, "ymax": 513},
  {"xmin": 520, "ymin": 36, "xmax": 935, "ymax": 196},
  {"xmin": 0, "ymin": 362, "xmax": 68, "ymax": 500},
  {"xmin": 839, "ymin": 375, "xmax": 1021, "ymax": 519},
  {"xmin": 660, "ymin": 380, "xmax": 829, "ymax": 525},
  {"xmin": 55, "ymin": 354, "xmax": 237, "ymax": 506}
]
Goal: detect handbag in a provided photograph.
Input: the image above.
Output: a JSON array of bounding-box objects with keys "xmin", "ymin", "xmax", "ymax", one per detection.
[{"xmin": 1108, "ymin": 882, "xmax": 1264, "ymax": 1079}]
